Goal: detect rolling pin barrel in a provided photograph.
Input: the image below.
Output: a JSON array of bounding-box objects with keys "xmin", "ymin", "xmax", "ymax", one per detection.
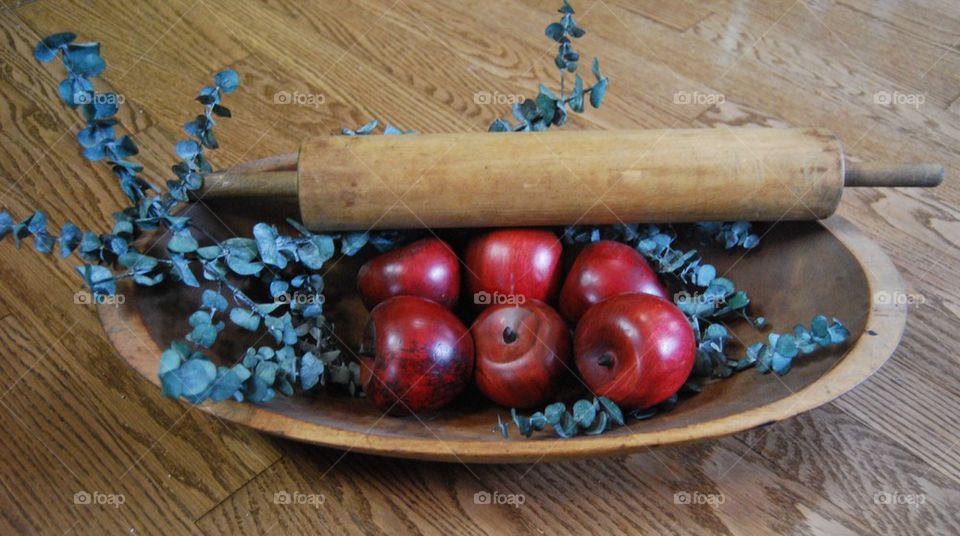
[{"xmin": 201, "ymin": 128, "xmax": 943, "ymax": 231}]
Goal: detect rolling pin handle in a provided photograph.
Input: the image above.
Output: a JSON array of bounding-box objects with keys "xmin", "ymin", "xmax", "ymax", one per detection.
[
  {"xmin": 198, "ymin": 170, "xmax": 299, "ymax": 200},
  {"xmin": 844, "ymin": 162, "xmax": 944, "ymax": 188}
]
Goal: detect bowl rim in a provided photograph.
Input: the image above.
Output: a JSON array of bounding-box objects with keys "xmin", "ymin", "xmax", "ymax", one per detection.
[{"xmin": 97, "ymin": 216, "xmax": 907, "ymax": 463}]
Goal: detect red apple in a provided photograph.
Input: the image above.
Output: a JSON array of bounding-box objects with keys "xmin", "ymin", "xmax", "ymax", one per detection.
[
  {"xmin": 559, "ymin": 240, "xmax": 669, "ymax": 323},
  {"xmin": 357, "ymin": 238, "xmax": 460, "ymax": 310},
  {"xmin": 574, "ymin": 293, "xmax": 695, "ymax": 409},
  {"xmin": 464, "ymin": 229, "xmax": 562, "ymax": 307},
  {"xmin": 471, "ymin": 300, "xmax": 572, "ymax": 408},
  {"xmin": 359, "ymin": 296, "xmax": 474, "ymax": 415}
]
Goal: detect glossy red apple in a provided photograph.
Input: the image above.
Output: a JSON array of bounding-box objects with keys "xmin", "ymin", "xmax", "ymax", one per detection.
[
  {"xmin": 574, "ymin": 293, "xmax": 695, "ymax": 409},
  {"xmin": 471, "ymin": 300, "xmax": 572, "ymax": 408},
  {"xmin": 357, "ymin": 238, "xmax": 460, "ymax": 310},
  {"xmin": 559, "ymin": 240, "xmax": 669, "ymax": 323},
  {"xmin": 359, "ymin": 296, "xmax": 474, "ymax": 415},
  {"xmin": 464, "ymin": 229, "xmax": 562, "ymax": 306}
]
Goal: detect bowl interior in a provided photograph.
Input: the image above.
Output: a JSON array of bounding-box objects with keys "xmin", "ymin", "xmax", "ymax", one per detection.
[{"xmin": 122, "ymin": 201, "xmax": 867, "ymax": 445}]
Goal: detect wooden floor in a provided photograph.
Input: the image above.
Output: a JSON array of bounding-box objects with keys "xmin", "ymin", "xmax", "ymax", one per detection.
[{"xmin": 1, "ymin": 0, "xmax": 958, "ymax": 534}]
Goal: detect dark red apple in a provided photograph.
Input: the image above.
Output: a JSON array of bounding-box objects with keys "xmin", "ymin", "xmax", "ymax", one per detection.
[
  {"xmin": 559, "ymin": 240, "xmax": 669, "ymax": 323},
  {"xmin": 464, "ymin": 229, "xmax": 562, "ymax": 307},
  {"xmin": 471, "ymin": 300, "xmax": 572, "ymax": 408},
  {"xmin": 357, "ymin": 238, "xmax": 460, "ymax": 310},
  {"xmin": 358, "ymin": 296, "xmax": 474, "ymax": 415},
  {"xmin": 574, "ymin": 293, "xmax": 695, "ymax": 409}
]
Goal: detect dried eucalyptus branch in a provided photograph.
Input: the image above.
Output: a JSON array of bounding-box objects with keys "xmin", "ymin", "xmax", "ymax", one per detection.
[
  {"xmin": 10, "ymin": 32, "xmax": 368, "ymax": 404},
  {"xmin": 488, "ymin": 0, "xmax": 608, "ymax": 133}
]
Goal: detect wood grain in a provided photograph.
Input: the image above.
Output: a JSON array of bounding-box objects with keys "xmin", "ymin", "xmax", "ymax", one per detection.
[
  {"xmin": 1, "ymin": 0, "xmax": 958, "ymax": 533},
  {"xmin": 290, "ymin": 128, "xmax": 845, "ymax": 230}
]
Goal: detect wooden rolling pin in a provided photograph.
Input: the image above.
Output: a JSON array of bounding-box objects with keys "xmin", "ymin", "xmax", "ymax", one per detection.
[{"xmin": 202, "ymin": 128, "xmax": 943, "ymax": 230}]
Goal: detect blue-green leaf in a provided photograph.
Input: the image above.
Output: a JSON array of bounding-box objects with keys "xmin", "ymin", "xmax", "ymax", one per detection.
[
  {"xmin": 226, "ymin": 254, "xmax": 264, "ymax": 276},
  {"xmin": 58, "ymin": 223, "xmax": 82, "ymax": 257},
  {"xmin": 188, "ymin": 322, "xmax": 220, "ymax": 348},
  {"xmin": 189, "ymin": 310, "xmax": 212, "ymax": 327},
  {"xmin": 214, "ymin": 70, "xmax": 240, "ymax": 93},
  {"xmin": 201, "ymin": 289, "xmax": 228, "ymax": 311},
  {"xmin": 544, "ymin": 22, "xmax": 564, "ymax": 41},
  {"xmin": 64, "ymin": 42, "xmax": 105, "ymax": 77},
  {"xmin": 253, "ymin": 223, "xmax": 286, "ymax": 269},
  {"xmin": 771, "ymin": 352, "xmax": 793, "ymax": 375},
  {"xmin": 209, "ymin": 366, "xmax": 244, "ymax": 401},
  {"xmin": 230, "ymin": 308, "xmax": 261, "ymax": 331},
  {"xmin": 774, "ymin": 334, "xmax": 799, "ymax": 359},
  {"xmin": 597, "ymin": 396, "xmax": 624, "ymax": 426},
  {"xmin": 589, "ymin": 78, "xmax": 608, "ymax": 108},
  {"xmin": 255, "ymin": 360, "xmax": 279, "ymax": 385},
  {"xmin": 300, "ymin": 352, "xmax": 325, "ymax": 390},
  {"xmin": 695, "ymin": 264, "xmax": 716, "ymax": 287},
  {"xmin": 170, "ymin": 255, "xmax": 200, "ymax": 287},
  {"xmin": 159, "ymin": 348, "xmax": 182, "ymax": 376},
  {"xmin": 544, "ymin": 402, "xmax": 566, "ymax": 425},
  {"xmin": 118, "ymin": 251, "xmax": 158, "ymax": 273},
  {"xmin": 0, "ymin": 212, "xmax": 12, "ymax": 240},
  {"xmin": 175, "ymin": 140, "xmax": 200, "ymax": 160},
  {"xmin": 341, "ymin": 232, "xmax": 369, "ymax": 256},
  {"xmin": 160, "ymin": 371, "xmax": 182, "ymax": 399},
  {"xmin": 827, "ymin": 319, "xmax": 850, "ymax": 344},
  {"xmin": 34, "ymin": 32, "xmax": 76, "ymax": 62},
  {"xmin": 26, "ymin": 211, "xmax": 47, "ymax": 235},
  {"xmin": 168, "ymin": 229, "xmax": 198, "ymax": 253},
  {"xmin": 572, "ymin": 399, "xmax": 596, "ymax": 428},
  {"xmin": 488, "ymin": 118, "xmax": 511, "ymax": 132},
  {"xmin": 76, "ymin": 264, "xmax": 116, "ymax": 295},
  {"xmin": 178, "ymin": 358, "xmax": 217, "ymax": 397},
  {"xmin": 196, "ymin": 245, "xmax": 222, "ymax": 260},
  {"xmin": 569, "ymin": 74, "xmax": 585, "ymax": 112},
  {"xmin": 246, "ymin": 377, "xmax": 275, "ymax": 403},
  {"xmin": 354, "ymin": 119, "xmax": 378, "ymax": 135}
]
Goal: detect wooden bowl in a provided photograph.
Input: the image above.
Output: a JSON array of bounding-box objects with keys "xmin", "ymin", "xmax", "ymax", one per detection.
[{"xmin": 97, "ymin": 203, "xmax": 907, "ymax": 463}]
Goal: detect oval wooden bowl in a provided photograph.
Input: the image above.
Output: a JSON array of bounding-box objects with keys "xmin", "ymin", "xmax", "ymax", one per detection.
[{"xmin": 97, "ymin": 203, "xmax": 907, "ymax": 463}]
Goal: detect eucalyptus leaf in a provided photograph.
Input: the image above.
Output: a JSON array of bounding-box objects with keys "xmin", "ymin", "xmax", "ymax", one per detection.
[
  {"xmin": 214, "ymin": 69, "xmax": 239, "ymax": 93},
  {"xmin": 597, "ymin": 396, "xmax": 624, "ymax": 426},
  {"xmin": 253, "ymin": 223, "xmax": 286, "ymax": 269},
  {"xmin": 230, "ymin": 308, "xmax": 261, "ymax": 331},
  {"xmin": 170, "ymin": 255, "xmax": 200, "ymax": 287},
  {"xmin": 572, "ymin": 399, "xmax": 596, "ymax": 428},
  {"xmin": 544, "ymin": 402, "xmax": 566, "ymax": 425},
  {"xmin": 159, "ymin": 348, "xmax": 182, "ymax": 376},
  {"xmin": 0, "ymin": 212, "xmax": 12, "ymax": 240},
  {"xmin": 300, "ymin": 352, "xmax": 325, "ymax": 390},
  {"xmin": 226, "ymin": 254, "xmax": 264, "ymax": 276},
  {"xmin": 488, "ymin": 118, "xmax": 511, "ymax": 132},
  {"xmin": 201, "ymin": 289, "xmax": 229, "ymax": 311},
  {"xmin": 589, "ymin": 78, "xmax": 607, "ymax": 108},
  {"xmin": 168, "ymin": 230, "xmax": 198, "ymax": 253},
  {"xmin": 583, "ymin": 412, "xmax": 609, "ymax": 435},
  {"xmin": 209, "ymin": 367, "xmax": 244, "ymax": 401},
  {"xmin": 178, "ymin": 358, "xmax": 216, "ymax": 397},
  {"xmin": 341, "ymin": 232, "xmax": 369, "ymax": 256}
]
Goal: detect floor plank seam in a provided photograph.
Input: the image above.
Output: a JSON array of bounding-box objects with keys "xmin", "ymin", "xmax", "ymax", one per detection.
[{"xmin": 192, "ymin": 453, "xmax": 287, "ymax": 528}]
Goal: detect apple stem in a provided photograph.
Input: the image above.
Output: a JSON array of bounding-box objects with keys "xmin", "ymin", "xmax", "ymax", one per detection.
[
  {"xmin": 502, "ymin": 326, "xmax": 518, "ymax": 344},
  {"xmin": 597, "ymin": 353, "xmax": 614, "ymax": 368}
]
